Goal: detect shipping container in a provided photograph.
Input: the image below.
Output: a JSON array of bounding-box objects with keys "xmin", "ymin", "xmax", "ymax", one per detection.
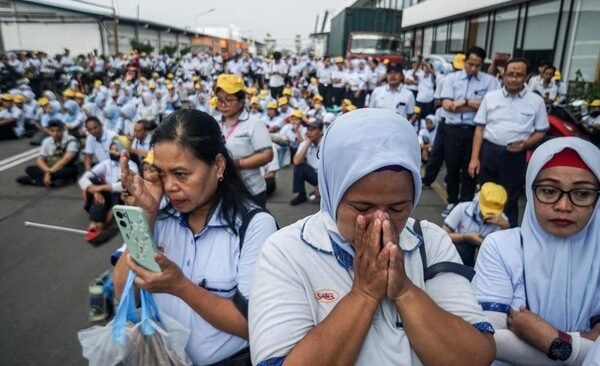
[{"xmin": 327, "ymin": 7, "xmax": 403, "ymax": 57}]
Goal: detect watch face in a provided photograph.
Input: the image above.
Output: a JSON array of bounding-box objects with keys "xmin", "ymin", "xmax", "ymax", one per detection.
[{"xmin": 550, "ymin": 339, "xmax": 572, "ymax": 361}]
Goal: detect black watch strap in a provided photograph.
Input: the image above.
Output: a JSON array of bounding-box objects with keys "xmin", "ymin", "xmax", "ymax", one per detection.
[{"xmin": 547, "ymin": 331, "xmax": 572, "ymax": 361}]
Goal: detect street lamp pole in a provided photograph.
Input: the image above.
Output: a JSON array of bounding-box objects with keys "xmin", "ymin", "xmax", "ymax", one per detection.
[{"xmin": 195, "ymin": 8, "xmax": 215, "ymax": 33}]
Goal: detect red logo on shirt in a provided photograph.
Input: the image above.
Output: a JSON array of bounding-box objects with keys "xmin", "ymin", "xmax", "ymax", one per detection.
[{"xmin": 314, "ymin": 289, "xmax": 339, "ymax": 303}]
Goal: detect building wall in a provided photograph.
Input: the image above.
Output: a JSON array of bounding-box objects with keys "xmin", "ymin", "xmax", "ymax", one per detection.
[{"xmin": 402, "ymin": 0, "xmax": 600, "ymax": 82}]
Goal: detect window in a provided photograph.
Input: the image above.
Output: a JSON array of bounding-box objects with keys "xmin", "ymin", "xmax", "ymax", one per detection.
[
  {"xmin": 491, "ymin": 7, "xmax": 519, "ymax": 57},
  {"xmin": 523, "ymin": 0, "xmax": 560, "ymax": 50},
  {"xmin": 449, "ymin": 20, "xmax": 466, "ymax": 52},
  {"xmin": 467, "ymin": 15, "xmax": 489, "ymax": 50},
  {"xmin": 423, "ymin": 26, "xmax": 434, "ymax": 55},
  {"xmin": 564, "ymin": 0, "xmax": 600, "ymax": 81},
  {"xmin": 433, "ymin": 23, "xmax": 447, "ymax": 53}
]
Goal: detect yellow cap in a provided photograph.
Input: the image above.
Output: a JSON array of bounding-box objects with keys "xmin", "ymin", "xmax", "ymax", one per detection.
[
  {"xmin": 148, "ymin": 81, "xmax": 157, "ymax": 89},
  {"xmin": 62, "ymin": 89, "xmax": 75, "ymax": 98},
  {"xmin": 553, "ymin": 70, "xmax": 562, "ymax": 81},
  {"xmin": 292, "ymin": 109, "xmax": 303, "ymax": 118},
  {"xmin": 591, "ymin": 99, "xmax": 600, "ymax": 107},
  {"xmin": 310, "ymin": 77, "xmax": 318, "ymax": 84},
  {"xmin": 250, "ymin": 96, "xmax": 260, "ymax": 105},
  {"xmin": 139, "ymin": 76, "xmax": 147, "ymax": 82},
  {"xmin": 37, "ymin": 97, "xmax": 49, "ymax": 106},
  {"xmin": 141, "ymin": 51, "xmax": 147, "ymax": 57},
  {"xmin": 347, "ymin": 105, "xmax": 357, "ymax": 112},
  {"xmin": 267, "ymin": 101, "xmax": 278, "ymax": 109},
  {"xmin": 113, "ymin": 79, "xmax": 121, "ymax": 85},
  {"xmin": 313, "ymin": 94, "xmax": 324, "ymax": 102},
  {"xmin": 479, "ymin": 182, "xmax": 508, "ymax": 217},
  {"xmin": 152, "ymin": 72, "xmax": 159, "ymax": 78},
  {"xmin": 335, "ymin": 56, "xmax": 344, "ymax": 63},
  {"xmin": 383, "ymin": 58, "xmax": 390, "ymax": 65},
  {"xmin": 194, "ymin": 82, "xmax": 202, "ymax": 90},
  {"xmin": 143, "ymin": 150, "xmax": 154, "ymax": 165},
  {"xmin": 167, "ymin": 83, "xmax": 175, "ymax": 90},
  {"xmin": 414, "ymin": 105, "xmax": 421, "ymax": 115},
  {"xmin": 75, "ymin": 92, "xmax": 86, "ymax": 99},
  {"xmin": 192, "ymin": 75, "xmax": 200, "ymax": 82},
  {"xmin": 165, "ymin": 79, "xmax": 172, "ymax": 85},
  {"xmin": 216, "ymin": 74, "xmax": 245, "ymax": 94},
  {"xmin": 1, "ymin": 94, "xmax": 13, "ymax": 101},
  {"xmin": 13, "ymin": 95, "xmax": 25, "ymax": 104},
  {"xmin": 341, "ymin": 98, "xmax": 352, "ymax": 106},
  {"xmin": 282, "ymin": 87, "xmax": 292, "ymax": 96},
  {"xmin": 259, "ymin": 89, "xmax": 268, "ymax": 98},
  {"xmin": 278, "ymin": 97, "xmax": 288, "ymax": 106},
  {"xmin": 453, "ymin": 53, "xmax": 465, "ymax": 70},
  {"xmin": 209, "ymin": 96, "xmax": 218, "ymax": 109},
  {"xmin": 167, "ymin": 73, "xmax": 174, "ymax": 79},
  {"xmin": 111, "ymin": 135, "xmax": 132, "ymax": 151},
  {"xmin": 94, "ymin": 80, "xmax": 102, "ymax": 87}
]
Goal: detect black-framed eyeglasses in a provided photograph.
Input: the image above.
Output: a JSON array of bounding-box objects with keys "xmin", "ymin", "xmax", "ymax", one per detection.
[{"xmin": 532, "ymin": 185, "xmax": 600, "ymax": 207}]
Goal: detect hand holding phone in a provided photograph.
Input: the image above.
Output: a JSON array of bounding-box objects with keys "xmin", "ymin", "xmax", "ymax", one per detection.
[{"xmin": 113, "ymin": 205, "xmax": 161, "ymax": 272}]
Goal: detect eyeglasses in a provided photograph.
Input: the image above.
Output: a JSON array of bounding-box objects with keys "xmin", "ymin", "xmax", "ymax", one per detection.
[
  {"xmin": 217, "ymin": 97, "xmax": 239, "ymax": 106},
  {"xmin": 504, "ymin": 72, "xmax": 526, "ymax": 79},
  {"xmin": 532, "ymin": 185, "xmax": 600, "ymax": 207}
]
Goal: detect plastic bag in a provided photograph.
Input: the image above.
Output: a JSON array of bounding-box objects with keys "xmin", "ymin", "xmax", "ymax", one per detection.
[{"xmin": 78, "ymin": 271, "xmax": 191, "ymax": 366}]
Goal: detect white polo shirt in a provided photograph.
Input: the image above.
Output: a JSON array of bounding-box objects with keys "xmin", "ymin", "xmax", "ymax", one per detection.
[
  {"xmin": 78, "ymin": 159, "xmax": 138, "ymax": 192},
  {"xmin": 83, "ymin": 129, "xmax": 118, "ymax": 163},
  {"xmin": 444, "ymin": 201, "xmax": 506, "ymax": 238},
  {"xmin": 474, "ymin": 86, "xmax": 549, "ymax": 146},
  {"xmin": 441, "ymin": 70, "xmax": 500, "ymax": 125},
  {"xmin": 250, "ymin": 213, "xmax": 493, "ymax": 366},
  {"xmin": 40, "ymin": 133, "xmax": 79, "ymax": 160},
  {"xmin": 368, "ymin": 84, "xmax": 415, "ymax": 118},
  {"xmin": 295, "ymin": 140, "xmax": 320, "ymax": 170},
  {"xmin": 331, "ymin": 68, "xmax": 347, "ymax": 89},
  {"xmin": 221, "ymin": 109, "xmax": 272, "ymax": 195},
  {"xmin": 268, "ymin": 61, "xmax": 288, "ymax": 88},
  {"xmin": 316, "ymin": 65, "xmax": 332, "ymax": 85},
  {"xmin": 152, "ymin": 203, "xmax": 277, "ymax": 365}
]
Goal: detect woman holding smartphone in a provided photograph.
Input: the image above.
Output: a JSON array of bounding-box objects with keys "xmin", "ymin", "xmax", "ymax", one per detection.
[
  {"xmin": 114, "ymin": 109, "xmax": 278, "ymax": 366},
  {"xmin": 249, "ymin": 108, "xmax": 495, "ymax": 366}
]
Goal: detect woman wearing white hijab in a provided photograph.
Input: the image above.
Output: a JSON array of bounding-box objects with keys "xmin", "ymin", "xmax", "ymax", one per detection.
[
  {"xmin": 249, "ymin": 108, "xmax": 495, "ymax": 365},
  {"xmin": 472, "ymin": 137, "xmax": 600, "ymax": 364}
]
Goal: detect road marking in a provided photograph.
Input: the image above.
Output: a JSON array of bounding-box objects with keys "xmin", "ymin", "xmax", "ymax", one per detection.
[
  {"xmin": 0, "ymin": 150, "xmax": 40, "ymax": 173},
  {"xmin": 0, "ymin": 148, "xmax": 40, "ymax": 166}
]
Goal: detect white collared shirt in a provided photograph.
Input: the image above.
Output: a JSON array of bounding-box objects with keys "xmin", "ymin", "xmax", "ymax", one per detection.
[
  {"xmin": 295, "ymin": 140, "xmax": 320, "ymax": 170},
  {"xmin": 441, "ymin": 70, "xmax": 500, "ymax": 125},
  {"xmin": 368, "ymin": 84, "xmax": 415, "ymax": 118},
  {"xmin": 83, "ymin": 129, "xmax": 117, "ymax": 162},
  {"xmin": 474, "ymin": 86, "xmax": 549, "ymax": 146},
  {"xmin": 444, "ymin": 201, "xmax": 506, "ymax": 238},
  {"xmin": 78, "ymin": 158, "xmax": 138, "ymax": 192}
]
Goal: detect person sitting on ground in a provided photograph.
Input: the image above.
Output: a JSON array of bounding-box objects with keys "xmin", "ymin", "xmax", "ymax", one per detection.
[
  {"xmin": 290, "ymin": 117, "xmax": 323, "ymax": 206},
  {"xmin": 249, "ymin": 108, "xmax": 495, "ymax": 366},
  {"xmin": 130, "ymin": 119, "xmax": 152, "ymax": 161},
  {"xmin": 16, "ymin": 120, "xmax": 79, "ymax": 186},
  {"xmin": 442, "ymin": 182, "xmax": 509, "ymax": 267},
  {"xmin": 79, "ymin": 135, "xmax": 138, "ymax": 237},
  {"xmin": 83, "ymin": 116, "xmax": 118, "ymax": 171},
  {"xmin": 418, "ymin": 114, "xmax": 437, "ymax": 163},
  {"xmin": 0, "ymin": 94, "xmax": 25, "ymax": 140},
  {"xmin": 472, "ymin": 137, "xmax": 600, "ymax": 364}
]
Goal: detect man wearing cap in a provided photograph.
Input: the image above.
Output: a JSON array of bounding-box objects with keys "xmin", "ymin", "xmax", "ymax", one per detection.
[
  {"xmin": 440, "ymin": 46, "xmax": 500, "ymax": 218},
  {"xmin": 469, "ymin": 57, "xmax": 548, "ymax": 227},
  {"xmin": 442, "ymin": 182, "xmax": 509, "ymax": 267},
  {"xmin": 83, "ymin": 116, "xmax": 118, "ymax": 171},
  {"xmin": 278, "ymin": 96, "xmax": 292, "ymax": 120},
  {"xmin": 0, "ymin": 94, "xmax": 25, "ymax": 140},
  {"xmin": 290, "ymin": 117, "xmax": 323, "ymax": 206},
  {"xmin": 16, "ymin": 120, "xmax": 79, "ymax": 186},
  {"xmin": 418, "ymin": 114, "xmax": 437, "ymax": 162},
  {"xmin": 368, "ymin": 63, "xmax": 415, "ymax": 119}
]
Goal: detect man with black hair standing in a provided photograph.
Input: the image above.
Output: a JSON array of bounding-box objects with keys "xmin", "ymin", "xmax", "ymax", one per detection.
[
  {"xmin": 469, "ymin": 57, "xmax": 548, "ymax": 227},
  {"xmin": 440, "ymin": 46, "xmax": 500, "ymax": 218},
  {"xmin": 268, "ymin": 52, "xmax": 288, "ymax": 99}
]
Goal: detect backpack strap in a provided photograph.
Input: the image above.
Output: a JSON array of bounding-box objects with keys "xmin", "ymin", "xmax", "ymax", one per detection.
[{"xmin": 413, "ymin": 219, "xmax": 476, "ymax": 282}]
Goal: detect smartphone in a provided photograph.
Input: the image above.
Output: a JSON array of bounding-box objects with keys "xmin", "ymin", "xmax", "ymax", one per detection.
[{"xmin": 112, "ymin": 205, "xmax": 162, "ymax": 272}]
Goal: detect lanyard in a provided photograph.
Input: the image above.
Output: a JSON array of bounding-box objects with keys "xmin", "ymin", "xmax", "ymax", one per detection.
[{"xmin": 221, "ymin": 120, "xmax": 240, "ymax": 140}]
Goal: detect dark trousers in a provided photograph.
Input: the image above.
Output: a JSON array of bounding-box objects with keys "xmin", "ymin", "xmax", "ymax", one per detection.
[
  {"xmin": 269, "ymin": 86, "xmax": 283, "ymax": 100},
  {"xmin": 0, "ymin": 123, "xmax": 18, "ymax": 140},
  {"xmin": 293, "ymin": 163, "xmax": 318, "ymax": 194},
  {"xmin": 416, "ymin": 101, "xmax": 435, "ymax": 118},
  {"xmin": 455, "ymin": 241, "xmax": 477, "ymax": 267},
  {"xmin": 85, "ymin": 190, "xmax": 121, "ymax": 223},
  {"xmin": 332, "ymin": 87, "xmax": 345, "ymax": 106},
  {"xmin": 422, "ymin": 118, "xmax": 446, "ymax": 185},
  {"xmin": 444, "ymin": 125, "xmax": 476, "ymax": 204},
  {"xmin": 25, "ymin": 165, "xmax": 78, "ymax": 186},
  {"xmin": 252, "ymin": 191, "xmax": 267, "ymax": 209},
  {"xmin": 478, "ymin": 140, "xmax": 526, "ymax": 227},
  {"xmin": 318, "ymin": 84, "xmax": 333, "ymax": 107},
  {"xmin": 349, "ymin": 90, "xmax": 366, "ymax": 108}
]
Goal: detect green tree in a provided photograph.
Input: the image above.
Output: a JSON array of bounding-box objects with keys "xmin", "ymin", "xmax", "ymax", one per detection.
[{"xmin": 130, "ymin": 39, "xmax": 154, "ymax": 54}]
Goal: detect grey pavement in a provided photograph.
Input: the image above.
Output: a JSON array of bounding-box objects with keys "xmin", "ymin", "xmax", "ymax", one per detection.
[{"xmin": 0, "ymin": 139, "xmax": 447, "ymax": 365}]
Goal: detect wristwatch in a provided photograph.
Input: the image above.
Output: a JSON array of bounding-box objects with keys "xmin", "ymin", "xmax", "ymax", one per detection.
[
  {"xmin": 464, "ymin": 99, "xmax": 469, "ymax": 107},
  {"xmin": 547, "ymin": 331, "xmax": 572, "ymax": 361}
]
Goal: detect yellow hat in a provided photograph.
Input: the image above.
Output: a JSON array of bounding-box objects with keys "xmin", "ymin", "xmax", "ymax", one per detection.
[
  {"xmin": 62, "ymin": 89, "xmax": 75, "ymax": 98},
  {"xmin": 383, "ymin": 58, "xmax": 390, "ymax": 65},
  {"xmin": 152, "ymin": 72, "xmax": 160, "ymax": 78},
  {"xmin": 267, "ymin": 101, "xmax": 278, "ymax": 109},
  {"xmin": 94, "ymin": 80, "xmax": 103, "ymax": 87},
  {"xmin": 192, "ymin": 75, "xmax": 200, "ymax": 82},
  {"xmin": 479, "ymin": 182, "xmax": 508, "ymax": 217},
  {"xmin": 139, "ymin": 76, "xmax": 147, "ymax": 82},
  {"xmin": 209, "ymin": 96, "xmax": 218, "ymax": 109},
  {"xmin": 246, "ymin": 87, "xmax": 257, "ymax": 95},
  {"xmin": 552, "ymin": 70, "xmax": 562, "ymax": 81},
  {"xmin": 250, "ymin": 96, "xmax": 260, "ymax": 105},
  {"xmin": 278, "ymin": 97, "xmax": 289, "ymax": 106},
  {"xmin": 1, "ymin": 94, "xmax": 13, "ymax": 101},
  {"xmin": 13, "ymin": 95, "xmax": 25, "ymax": 104},
  {"xmin": 335, "ymin": 56, "xmax": 344, "ymax": 63},
  {"xmin": 414, "ymin": 105, "xmax": 421, "ymax": 115},
  {"xmin": 75, "ymin": 92, "xmax": 86, "ymax": 99},
  {"xmin": 143, "ymin": 150, "xmax": 154, "ymax": 165},
  {"xmin": 453, "ymin": 53, "xmax": 465, "ymax": 70},
  {"xmin": 259, "ymin": 89, "xmax": 268, "ymax": 98},
  {"xmin": 347, "ymin": 105, "xmax": 357, "ymax": 112},
  {"xmin": 292, "ymin": 109, "xmax": 303, "ymax": 118},
  {"xmin": 591, "ymin": 99, "xmax": 600, "ymax": 107},
  {"xmin": 141, "ymin": 52, "xmax": 147, "ymax": 57},
  {"xmin": 167, "ymin": 73, "xmax": 174, "ymax": 80},
  {"xmin": 313, "ymin": 94, "xmax": 324, "ymax": 102},
  {"xmin": 167, "ymin": 83, "xmax": 175, "ymax": 90},
  {"xmin": 341, "ymin": 98, "xmax": 352, "ymax": 107},
  {"xmin": 310, "ymin": 77, "xmax": 318, "ymax": 84},
  {"xmin": 148, "ymin": 81, "xmax": 157, "ymax": 89},
  {"xmin": 165, "ymin": 79, "xmax": 172, "ymax": 85},
  {"xmin": 216, "ymin": 74, "xmax": 246, "ymax": 94},
  {"xmin": 37, "ymin": 97, "xmax": 49, "ymax": 106},
  {"xmin": 282, "ymin": 87, "xmax": 292, "ymax": 96},
  {"xmin": 111, "ymin": 135, "xmax": 132, "ymax": 152},
  {"xmin": 194, "ymin": 82, "xmax": 202, "ymax": 90}
]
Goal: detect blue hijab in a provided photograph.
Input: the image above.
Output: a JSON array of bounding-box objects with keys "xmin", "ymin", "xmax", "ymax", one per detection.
[
  {"xmin": 522, "ymin": 137, "xmax": 600, "ymax": 331},
  {"xmin": 318, "ymin": 108, "xmax": 422, "ymax": 255}
]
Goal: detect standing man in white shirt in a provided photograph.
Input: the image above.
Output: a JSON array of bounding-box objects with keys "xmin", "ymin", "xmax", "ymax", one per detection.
[
  {"xmin": 268, "ymin": 52, "xmax": 287, "ymax": 99},
  {"xmin": 317, "ymin": 57, "xmax": 333, "ymax": 107},
  {"xmin": 331, "ymin": 57, "xmax": 347, "ymax": 107},
  {"xmin": 469, "ymin": 57, "xmax": 548, "ymax": 227},
  {"xmin": 404, "ymin": 56, "xmax": 423, "ymax": 98},
  {"xmin": 368, "ymin": 63, "xmax": 415, "ymax": 119}
]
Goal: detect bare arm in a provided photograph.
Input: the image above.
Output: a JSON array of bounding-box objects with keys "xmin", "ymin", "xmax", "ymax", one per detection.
[
  {"xmin": 292, "ymin": 141, "xmax": 310, "ymax": 166},
  {"xmin": 468, "ymin": 126, "xmax": 485, "ymax": 177},
  {"xmin": 49, "ymin": 152, "xmax": 77, "ymax": 173},
  {"xmin": 237, "ymin": 149, "xmax": 273, "ymax": 169},
  {"xmin": 36, "ymin": 156, "xmax": 51, "ymax": 173}
]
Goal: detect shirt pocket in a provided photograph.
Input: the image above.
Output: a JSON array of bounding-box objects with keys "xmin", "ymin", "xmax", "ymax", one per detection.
[
  {"xmin": 227, "ymin": 133, "xmax": 254, "ymax": 158},
  {"xmin": 198, "ymin": 277, "xmax": 238, "ymax": 298},
  {"xmin": 473, "ymin": 88, "xmax": 488, "ymax": 100}
]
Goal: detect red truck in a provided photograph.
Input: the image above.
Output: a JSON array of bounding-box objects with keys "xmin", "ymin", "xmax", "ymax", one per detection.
[{"xmin": 345, "ymin": 31, "xmax": 404, "ymax": 64}]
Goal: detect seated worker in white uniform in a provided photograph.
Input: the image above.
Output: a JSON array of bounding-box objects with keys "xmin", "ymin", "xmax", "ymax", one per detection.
[
  {"xmin": 472, "ymin": 137, "xmax": 600, "ymax": 365},
  {"xmin": 115, "ymin": 109, "xmax": 278, "ymax": 366},
  {"xmin": 249, "ymin": 108, "xmax": 495, "ymax": 366},
  {"xmin": 443, "ymin": 182, "xmax": 509, "ymax": 267}
]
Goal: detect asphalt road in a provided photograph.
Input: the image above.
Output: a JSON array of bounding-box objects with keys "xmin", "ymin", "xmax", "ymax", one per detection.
[{"xmin": 0, "ymin": 138, "xmax": 447, "ymax": 365}]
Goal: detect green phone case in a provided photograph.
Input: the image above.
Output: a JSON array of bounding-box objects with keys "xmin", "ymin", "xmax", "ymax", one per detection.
[{"xmin": 113, "ymin": 205, "xmax": 162, "ymax": 272}]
